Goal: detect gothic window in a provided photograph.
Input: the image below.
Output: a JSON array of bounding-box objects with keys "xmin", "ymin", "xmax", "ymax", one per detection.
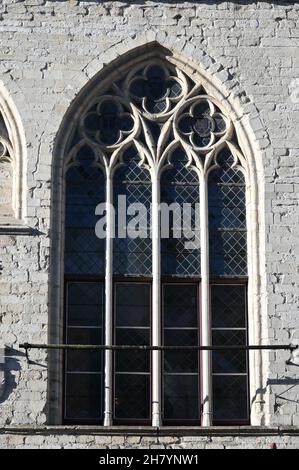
[
  {"xmin": 0, "ymin": 113, "xmax": 14, "ymax": 222},
  {"xmin": 62, "ymin": 58, "xmax": 249, "ymax": 426}
]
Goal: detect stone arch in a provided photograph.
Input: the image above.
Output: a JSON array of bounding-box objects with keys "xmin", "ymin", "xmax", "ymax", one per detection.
[
  {"xmin": 0, "ymin": 82, "xmax": 26, "ymax": 224},
  {"xmin": 49, "ymin": 40, "xmax": 268, "ymax": 426}
]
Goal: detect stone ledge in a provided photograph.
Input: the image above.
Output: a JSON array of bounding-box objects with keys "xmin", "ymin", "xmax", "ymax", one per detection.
[{"xmin": 1, "ymin": 426, "xmax": 299, "ymax": 437}]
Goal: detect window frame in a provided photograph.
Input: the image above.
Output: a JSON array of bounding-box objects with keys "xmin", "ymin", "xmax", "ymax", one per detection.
[
  {"xmin": 161, "ymin": 280, "xmax": 201, "ymax": 426},
  {"xmin": 63, "ymin": 275, "xmax": 105, "ymax": 425},
  {"xmin": 56, "ymin": 55, "xmax": 256, "ymax": 428},
  {"xmin": 112, "ymin": 279, "xmax": 153, "ymax": 426},
  {"xmin": 63, "ymin": 277, "xmax": 249, "ymax": 426},
  {"xmin": 210, "ymin": 278, "xmax": 250, "ymax": 426}
]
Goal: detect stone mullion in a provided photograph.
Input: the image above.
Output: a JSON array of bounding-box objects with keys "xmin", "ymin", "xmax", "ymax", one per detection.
[
  {"xmin": 200, "ymin": 171, "xmax": 213, "ymax": 426},
  {"xmin": 103, "ymin": 172, "xmax": 114, "ymax": 426},
  {"xmin": 151, "ymin": 171, "xmax": 162, "ymax": 427}
]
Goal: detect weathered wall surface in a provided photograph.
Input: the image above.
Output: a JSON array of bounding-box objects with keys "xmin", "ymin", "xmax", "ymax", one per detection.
[
  {"xmin": 1, "ymin": 427, "xmax": 299, "ymax": 449},
  {"xmin": 0, "ymin": 0, "xmax": 299, "ymax": 447}
]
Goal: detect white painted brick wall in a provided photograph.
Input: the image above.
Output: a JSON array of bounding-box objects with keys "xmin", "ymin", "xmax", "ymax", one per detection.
[{"xmin": 0, "ymin": 0, "xmax": 299, "ymax": 448}]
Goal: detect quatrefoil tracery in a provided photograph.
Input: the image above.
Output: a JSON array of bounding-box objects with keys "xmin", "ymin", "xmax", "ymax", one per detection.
[
  {"xmin": 175, "ymin": 98, "xmax": 230, "ymax": 152},
  {"xmin": 127, "ymin": 63, "xmax": 185, "ymax": 118},
  {"xmin": 79, "ymin": 97, "xmax": 138, "ymax": 150},
  {"xmin": 70, "ymin": 60, "xmax": 242, "ymax": 174}
]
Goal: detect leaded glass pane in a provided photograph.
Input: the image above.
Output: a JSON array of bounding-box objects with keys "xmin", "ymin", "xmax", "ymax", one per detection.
[
  {"xmin": 64, "ymin": 146, "xmax": 105, "ymax": 275},
  {"xmin": 213, "ymin": 375, "xmax": 249, "ymax": 422},
  {"xmin": 163, "ymin": 284, "xmax": 198, "ymax": 328},
  {"xmin": 161, "ymin": 148, "xmax": 200, "ymax": 277},
  {"xmin": 66, "ymin": 328, "xmax": 102, "ymax": 372},
  {"xmin": 163, "ymin": 284, "xmax": 200, "ymax": 422},
  {"xmin": 65, "ymin": 374, "xmax": 102, "ymax": 421},
  {"xmin": 113, "ymin": 147, "xmax": 152, "ymax": 276},
  {"xmin": 67, "ymin": 282, "xmax": 103, "ymax": 327},
  {"xmin": 114, "ymin": 283, "xmax": 151, "ymax": 421},
  {"xmin": 211, "ymin": 285, "xmax": 246, "ymax": 328},
  {"xmin": 212, "ymin": 330, "xmax": 247, "ymax": 374},
  {"xmin": 64, "ymin": 282, "xmax": 104, "ymax": 422},
  {"xmin": 164, "ymin": 329, "xmax": 198, "ymax": 373},
  {"xmin": 208, "ymin": 148, "xmax": 247, "ymax": 276},
  {"xmin": 211, "ymin": 284, "xmax": 249, "ymax": 423},
  {"xmin": 115, "ymin": 328, "xmax": 150, "ymax": 372},
  {"xmin": 115, "ymin": 283, "xmax": 150, "ymax": 327},
  {"xmin": 114, "ymin": 375, "xmax": 150, "ymax": 421},
  {"xmin": 164, "ymin": 375, "xmax": 199, "ymax": 421}
]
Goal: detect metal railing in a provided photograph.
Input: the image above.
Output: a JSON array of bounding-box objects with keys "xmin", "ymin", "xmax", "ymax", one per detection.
[{"xmin": 19, "ymin": 342, "xmax": 299, "ymax": 364}]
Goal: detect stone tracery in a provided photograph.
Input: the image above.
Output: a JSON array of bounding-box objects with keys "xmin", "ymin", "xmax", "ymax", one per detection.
[{"xmin": 66, "ymin": 60, "xmax": 243, "ymax": 177}]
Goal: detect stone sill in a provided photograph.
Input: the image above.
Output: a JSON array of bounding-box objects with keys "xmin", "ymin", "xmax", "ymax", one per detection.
[{"xmin": 1, "ymin": 426, "xmax": 299, "ymax": 437}]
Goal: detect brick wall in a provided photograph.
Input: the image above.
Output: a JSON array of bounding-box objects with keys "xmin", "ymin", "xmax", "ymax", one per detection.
[{"xmin": 0, "ymin": 0, "xmax": 299, "ymax": 447}]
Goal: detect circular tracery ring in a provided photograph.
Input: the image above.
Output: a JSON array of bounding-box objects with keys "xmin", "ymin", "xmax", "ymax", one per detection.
[
  {"xmin": 124, "ymin": 61, "xmax": 188, "ymax": 121},
  {"xmin": 174, "ymin": 97, "xmax": 232, "ymax": 152},
  {"xmin": 79, "ymin": 96, "xmax": 138, "ymax": 150}
]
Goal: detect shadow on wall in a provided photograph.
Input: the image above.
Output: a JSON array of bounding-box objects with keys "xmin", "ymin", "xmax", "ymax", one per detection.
[
  {"xmin": 249, "ymin": 374, "xmax": 299, "ymax": 412},
  {"xmin": 267, "ymin": 377, "xmax": 299, "ymax": 410},
  {"xmin": 0, "ymin": 348, "xmax": 24, "ymax": 405}
]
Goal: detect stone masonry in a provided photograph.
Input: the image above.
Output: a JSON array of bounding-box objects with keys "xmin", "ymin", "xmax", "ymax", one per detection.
[{"xmin": 0, "ymin": 0, "xmax": 299, "ymax": 448}]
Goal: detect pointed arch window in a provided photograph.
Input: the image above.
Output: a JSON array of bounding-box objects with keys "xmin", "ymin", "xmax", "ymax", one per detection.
[
  {"xmin": 0, "ymin": 88, "xmax": 25, "ymax": 226},
  {"xmin": 62, "ymin": 58, "xmax": 249, "ymax": 426},
  {"xmin": 0, "ymin": 114, "xmax": 15, "ymax": 222}
]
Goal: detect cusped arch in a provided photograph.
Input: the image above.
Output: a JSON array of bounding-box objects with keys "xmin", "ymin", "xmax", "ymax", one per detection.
[
  {"xmin": 0, "ymin": 82, "xmax": 26, "ymax": 223},
  {"xmin": 49, "ymin": 41, "xmax": 267, "ymax": 426}
]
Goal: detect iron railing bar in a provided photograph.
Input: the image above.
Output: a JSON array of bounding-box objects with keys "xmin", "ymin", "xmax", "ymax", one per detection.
[{"xmin": 19, "ymin": 342, "xmax": 298, "ymax": 352}]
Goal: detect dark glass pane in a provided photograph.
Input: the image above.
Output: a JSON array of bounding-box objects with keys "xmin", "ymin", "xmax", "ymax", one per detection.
[
  {"xmin": 66, "ymin": 328, "xmax": 102, "ymax": 372},
  {"xmin": 114, "ymin": 283, "xmax": 151, "ymax": 421},
  {"xmin": 208, "ymin": 148, "xmax": 247, "ymax": 276},
  {"xmin": 209, "ymin": 187, "xmax": 246, "ymax": 229},
  {"xmin": 67, "ymin": 283, "xmax": 103, "ymax": 326},
  {"xmin": 115, "ymin": 284, "xmax": 150, "ymax": 327},
  {"xmin": 211, "ymin": 283, "xmax": 249, "ymax": 421},
  {"xmin": 64, "ymin": 150, "xmax": 105, "ymax": 276},
  {"xmin": 164, "ymin": 375, "xmax": 199, "ymax": 420},
  {"xmin": 115, "ymin": 328, "xmax": 150, "ymax": 372},
  {"xmin": 163, "ymin": 284, "xmax": 198, "ymax": 328},
  {"xmin": 114, "ymin": 374, "xmax": 150, "ymax": 420},
  {"xmin": 113, "ymin": 148, "xmax": 152, "ymax": 276},
  {"xmin": 212, "ymin": 330, "xmax": 247, "ymax": 373},
  {"xmin": 213, "ymin": 375, "xmax": 248, "ymax": 422},
  {"xmin": 164, "ymin": 329, "xmax": 198, "ymax": 373},
  {"xmin": 163, "ymin": 284, "xmax": 199, "ymax": 421},
  {"xmin": 209, "ymin": 230, "xmax": 247, "ymax": 276},
  {"xmin": 65, "ymin": 373, "xmax": 102, "ymax": 421},
  {"xmin": 114, "ymin": 238, "xmax": 152, "ymax": 276},
  {"xmin": 116, "ymin": 305, "xmax": 150, "ymax": 327},
  {"xmin": 161, "ymin": 239, "xmax": 201, "ymax": 277},
  {"xmin": 161, "ymin": 148, "xmax": 200, "ymax": 277},
  {"xmin": 65, "ymin": 281, "xmax": 104, "ymax": 422},
  {"xmin": 64, "ymin": 229, "xmax": 105, "ymax": 275},
  {"xmin": 211, "ymin": 285, "xmax": 246, "ymax": 328}
]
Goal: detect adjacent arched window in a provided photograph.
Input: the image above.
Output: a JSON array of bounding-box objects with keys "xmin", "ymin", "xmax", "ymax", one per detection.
[
  {"xmin": 62, "ymin": 57, "xmax": 249, "ymax": 426},
  {"xmin": 0, "ymin": 86, "xmax": 25, "ymax": 225},
  {"xmin": 0, "ymin": 113, "xmax": 14, "ymax": 222}
]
